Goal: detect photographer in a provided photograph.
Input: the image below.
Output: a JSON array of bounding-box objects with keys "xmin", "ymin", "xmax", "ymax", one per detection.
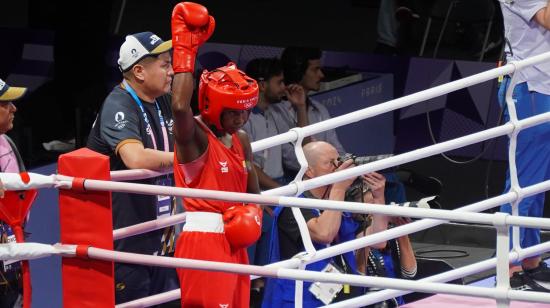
[
  {"xmin": 356, "ymin": 216, "xmax": 417, "ymax": 307},
  {"xmin": 339, "ymin": 156, "xmax": 416, "ymax": 307},
  {"xmin": 345, "ymin": 157, "xmax": 416, "ymax": 307},
  {"xmin": 262, "ymin": 141, "xmax": 389, "ymax": 307}
]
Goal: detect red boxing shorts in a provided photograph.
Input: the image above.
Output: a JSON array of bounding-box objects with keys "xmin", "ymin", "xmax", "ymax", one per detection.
[{"xmin": 175, "ymin": 212, "xmax": 250, "ymax": 307}]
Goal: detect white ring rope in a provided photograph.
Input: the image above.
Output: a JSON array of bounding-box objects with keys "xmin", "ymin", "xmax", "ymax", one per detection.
[
  {"xmin": 0, "ymin": 243, "xmax": 76, "ymax": 260},
  {"xmin": 110, "ymin": 168, "xmax": 172, "ymax": 182},
  {"xmin": 113, "ymin": 212, "xmax": 187, "ymax": 241},
  {"xmin": 4, "ymin": 242, "xmax": 550, "ymax": 306},
  {"xmin": 82, "ymin": 246, "xmax": 550, "ymax": 305},
  {"xmin": 4, "ymin": 172, "xmax": 550, "ymax": 229},
  {"xmin": 116, "ymin": 289, "xmax": 180, "ymax": 308}
]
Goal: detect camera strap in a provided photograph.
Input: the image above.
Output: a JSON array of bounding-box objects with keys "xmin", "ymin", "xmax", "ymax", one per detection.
[
  {"xmin": 368, "ymin": 239, "xmax": 403, "ymax": 277},
  {"xmin": 368, "ymin": 249, "xmax": 388, "ymax": 278}
]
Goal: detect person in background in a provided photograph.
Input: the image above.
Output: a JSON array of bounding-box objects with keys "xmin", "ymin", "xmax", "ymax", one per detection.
[
  {"xmin": 86, "ymin": 32, "xmax": 179, "ymax": 304},
  {"xmin": 0, "ymin": 78, "xmax": 28, "ymax": 308},
  {"xmin": 243, "ymin": 57, "xmax": 287, "ymax": 190},
  {"xmin": 270, "ymin": 47, "xmax": 345, "ymax": 182},
  {"xmin": 498, "ymin": 0, "xmax": 550, "ymax": 292},
  {"xmin": 263, "ymin": 141, "xmax": 389, "ymax": 307},
  {"xmin": 242, "ymin": 57, "xmax": 287, "ymax": 306}
]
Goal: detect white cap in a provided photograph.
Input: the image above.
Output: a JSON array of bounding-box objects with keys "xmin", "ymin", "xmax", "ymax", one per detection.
[{"xmin": 117, "ymin": 31, "xmax": 172, "ymax": 72}]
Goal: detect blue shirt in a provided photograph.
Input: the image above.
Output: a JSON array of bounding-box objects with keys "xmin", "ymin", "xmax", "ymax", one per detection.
[{"xmin": 262, "ymin": 195, "xmax": 359, "ymax": 307}]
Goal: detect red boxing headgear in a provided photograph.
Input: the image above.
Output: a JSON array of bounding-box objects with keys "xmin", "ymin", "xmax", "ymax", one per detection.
[{"xmin": 198, "ymin": 62, "xmax": 259, "ymax": 130}]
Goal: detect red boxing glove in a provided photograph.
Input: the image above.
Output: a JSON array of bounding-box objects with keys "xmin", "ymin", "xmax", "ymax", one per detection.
[
  {"xmin": 171, "ymin": 2, "xmax": 215, "ymax": 73},
  {"xmin": 223, "ymin": 204, "xmax": 262, "ymax": 249}
]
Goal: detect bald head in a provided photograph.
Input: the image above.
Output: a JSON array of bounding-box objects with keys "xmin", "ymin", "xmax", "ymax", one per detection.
[{"xmin": 303, "ymin": 141, "xmax": 338, "ymax": 170}]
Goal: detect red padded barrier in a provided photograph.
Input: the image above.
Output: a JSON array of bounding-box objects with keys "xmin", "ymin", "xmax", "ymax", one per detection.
[
  {"xmin": 0, "ymin": 180, "xmax": 38, "ymax": 308},
  {"xmin": 58, "ymin": 148, "xmax": 114, "ymax": 307}
]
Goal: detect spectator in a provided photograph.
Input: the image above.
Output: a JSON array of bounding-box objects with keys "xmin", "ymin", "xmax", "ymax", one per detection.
[
  {"xmin": 243, "ymin": 58, "xmax": 287, "ymax": 190},
  {"xmin": 0, "ymin": 78, "xmax": 28, "ymax": 308},
  {"xmin": 498, "ymin": 0, "xmax": 550, "ymax": 291},
  {"xmin": 277, "ymin": 47, "xmax": 408, "ymax": 217},
  {"xmin": 242, "ymin": 57, "xmax": 288, "ymax": 306},
  {"xmin": 262, "ymin": 141, "xmax": 389, "ymax": 307},
  {"xmin": 86, "ymin": 32, "xmax": 179, "ymax": 304},
  {"xmin": 270, "ymin": 47, "xmax": 345, "ymax": 182}
]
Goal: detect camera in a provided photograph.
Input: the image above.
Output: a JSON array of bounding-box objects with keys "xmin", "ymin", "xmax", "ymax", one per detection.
[
  {"xmin": 390, "ymin": 196, "xmax": 440, "ymax": 221},
  {"xmin": 336, "ymin": 153, "xmax": 394, "ymax": 202},
  {"xmin": 336, "ymin": 153, "xmax": 394, "ymax": 167},
  {"xmin": 391, "ymin": 196, "xmax": 439, "ymax": 209}
]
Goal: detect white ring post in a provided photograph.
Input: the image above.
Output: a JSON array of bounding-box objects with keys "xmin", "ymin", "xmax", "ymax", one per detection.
[
  {"xmin": 295, "ymin": 262, "xmax": 305, "ymax": 308},
  {"xmin": 290, "ymin": 127, "xmax": 309, "ymax": 188},
  {"xmin": 288, "ymin": 126, "xmax": 316, "ymax": 306},
  {"xmin": 288, "ymin": 131, "xmax": 316, "ymax": 262},
  {"xmin": 494, "ymin": 212, "xmax": 511, "ymax": 308},
  {"xmin": 504, "ymin": 68, "xmax": 523, "ymax": 253}
]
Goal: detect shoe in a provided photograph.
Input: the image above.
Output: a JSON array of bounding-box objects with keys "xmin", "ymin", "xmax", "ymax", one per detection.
[
  {"xmin": 526, "ymin": 262, "xmax": 550, "ymax": 283},
  {"xmin": 510, "ymin": 271, "xmax": 550, "ymax": 292}
]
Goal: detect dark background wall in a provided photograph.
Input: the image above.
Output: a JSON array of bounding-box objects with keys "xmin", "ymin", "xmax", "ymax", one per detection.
[
  {"xmin": 115, "ymin": 0, "xmax": 382, "ymax": 52},
  {"xmin": 4, "ymin": 0, "xmax": 383, "ymax": 50},
  {"xmin": 4, "ymin": 0, "xmax": 503, "ymax": 56}
]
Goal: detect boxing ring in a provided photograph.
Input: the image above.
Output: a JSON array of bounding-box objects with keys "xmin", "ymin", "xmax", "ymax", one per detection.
[{"xmin": 1, "ymin": 51, "xmax": 550, "ymax": 308}]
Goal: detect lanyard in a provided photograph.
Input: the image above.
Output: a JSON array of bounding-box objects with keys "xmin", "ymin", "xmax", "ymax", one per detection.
[{"xmin": 122, "ymin": 80, "xmax": 169, "ymax": 151}]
